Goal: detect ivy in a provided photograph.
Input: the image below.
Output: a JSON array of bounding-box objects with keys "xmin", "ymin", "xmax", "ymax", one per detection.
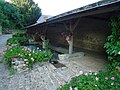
[{"xmin": 104, "ymin": 17, "xmax": 120, "ymax": 68}]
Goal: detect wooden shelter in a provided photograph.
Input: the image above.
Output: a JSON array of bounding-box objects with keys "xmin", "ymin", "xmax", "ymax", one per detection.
[{"xmin": 25, "ymin": 0, "xmax": 120, "ymax": 54}]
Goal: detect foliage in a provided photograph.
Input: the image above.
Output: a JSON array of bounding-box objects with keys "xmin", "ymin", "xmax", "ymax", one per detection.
[
  {"xmin": 104, "ymin": 17, "xmax": 120, "ymax": 69},
  {"xmin": 0, "ymin": 0, "xmax": 41, "ymax": 30},
  {"xmin": 6, "ymin": 32, "xmax": 28, "ymax": 46},
  {"xmin": 0, "ymin": 1, "xmax": 23, "ymax": 29},
  {"xmin": 57, "ymin": 71, "xmax": 120, "ymax": 90},
  {"xmin": 4, "ymin": 46, "xmax": 52, "ymax": 68},
  {"xmin": 11, "ymin": 0, "xmax": 41, "ymax": 26}
]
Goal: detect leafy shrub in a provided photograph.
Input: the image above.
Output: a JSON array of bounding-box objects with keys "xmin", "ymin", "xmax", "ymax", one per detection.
[
  {"xmin": 6, "ymin": 32, "xmax": 28, "ymax": 46},
  {"xmin": 4, "ymin": 46, "xmax": 52, "ymax": 68},
  {"xmin": 12, "ymin": 32, "xmax": 26, "ymax": 38},
  {"xmin": 57, "ymin": 71, "xmax": 120, "ymax": 90},
  {"xmin": 104, "ymin": 17, "xmax": 120, "ymax": 69}
]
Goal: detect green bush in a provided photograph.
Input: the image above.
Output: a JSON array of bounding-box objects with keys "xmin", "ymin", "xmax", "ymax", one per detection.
[
  {"xmin": 57, "ymin": 71, "xmax": 120, "ymax": 90},
  {"xmin": 6, "ymin": 32, "xmax": 28, "ymax": 46},
  {"xmin": 104, "ymin": 17, "xmax": 120, "ymax": 69},
  {"xmin": 4, "ymin": 46, "xmax": 52, "ymax": 68},
  {"xmin": 12, "ymin": 32, "xmax": 26, "ymax": 37}
]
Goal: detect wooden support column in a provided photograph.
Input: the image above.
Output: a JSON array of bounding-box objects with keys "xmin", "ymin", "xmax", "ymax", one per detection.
[
  {"xmin": 69, "ymin": 21, "xmax": 73, "ymax": 54},
  {"xmin": 63, "ymin": 19, "xmax": 80, "ymax": 54},
  {"xmin": 42, "ymin": 26, "xmax": 48, "ymax": 49}
]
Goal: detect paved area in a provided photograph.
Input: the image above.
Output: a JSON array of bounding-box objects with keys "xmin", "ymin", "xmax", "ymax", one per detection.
[
  {"xmin": 0, "ymin": 34, "xmax": 108, "ymax": 90},
  {"xmin": 0, "ymin": 34, "xmax": 12, "ymax": 90}
]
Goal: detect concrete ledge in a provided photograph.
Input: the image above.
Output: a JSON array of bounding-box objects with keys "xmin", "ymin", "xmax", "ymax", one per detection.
[
  {"xmin": 49, "ymin": 45, "xmax": 69, "ymax": 53},
  {"xmin": 58, "ymin": 52, "xmax": 85, "ymax": 61}
]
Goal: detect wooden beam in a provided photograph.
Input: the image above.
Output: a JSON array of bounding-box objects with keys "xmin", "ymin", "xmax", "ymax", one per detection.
[
  {"xmin": 70, "ymin": 21, "xmax": 72, "ymax": 32},
  {"xmin": 85, "ymin": 16, "xmax": 108, "ymax": 21},
  {"xmin": 63, "ymin": 23, "xmax": 69, "ymax": 30},
  {"xmin": 72, "ymin": 19, "xmax": 80, "ymax": 31},
  {"xmin": 45, "ymin": 26, "xmax": 47, "ymax": 34}
]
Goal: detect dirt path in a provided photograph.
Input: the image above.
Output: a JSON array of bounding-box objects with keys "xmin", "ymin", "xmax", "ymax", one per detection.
[{"xmin": 0, "ymin": 34, "xmax": 12, "ymax": 90}]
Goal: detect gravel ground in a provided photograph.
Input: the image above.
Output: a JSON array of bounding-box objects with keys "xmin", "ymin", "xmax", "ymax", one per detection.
[{"xmin": 0, "ymin": 34, "xmax": 12, "ymax": 90}]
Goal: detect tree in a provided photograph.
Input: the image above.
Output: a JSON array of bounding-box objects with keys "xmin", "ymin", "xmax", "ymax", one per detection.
[
  {"xmin": 11, "ymin": 0, "xmax": 41, "ymax": 26},
  {"xmin": 0, "ymin": 1, "xmax": 23, "ymax": 29}
]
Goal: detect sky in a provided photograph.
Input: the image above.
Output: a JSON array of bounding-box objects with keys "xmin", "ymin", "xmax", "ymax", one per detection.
[{"xmin": 6, "ymin": 0, "xmax": 100, "ymax": 16}]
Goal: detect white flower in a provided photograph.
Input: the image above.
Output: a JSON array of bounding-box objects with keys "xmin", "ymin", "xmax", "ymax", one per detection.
[
  {"xmin": 11, "ymin": 62, "xmax": 15, "ymax": 64},
  {"xmin": 94, "ymin": 72, "xmax": 97, "ymax": 75},
  {"xmin": 74, "ymin": 87, "xmax": 78, "ymax": 90},
  {"xmin": 69, "ymin": 86, "xmax": 72, "ymax": 90},
  {"xmin": 39, "ymin": 50, "xmax": 41, "ymax": 51},
  {"xmin": 37, "ymin": 47, "xmax": 39, "ymax": 50},
  {"xmin": 29, "ymin": 54, "xmax": 31, "ymax": 56},
  {"xmin": 24, "ymin": 59, "xmax": 28, "ymax": 61},
  {"xmin": 31, "ymin": 58, "xmax": 34, "ymax": 61},
  {"xmin": 118, "ymin": 51, "xmax": 120, "ymax": 55},
  {"xmin": 26, "ymin": 62, "xmax": 28, "ymax": 64},
  {"xmin": 23, "ymin": 64, "xmax": 26, "ymax": 66},
  {"xmin": 95, "ymin": 77, "xmax": 99, "ymax": 81},
  {"xmin": 11, "ymin": 44, "xmax": 14, "ymax": 46},
  {"xmin": 84, "ymin": 73, "xmax": 88, "ymax": 76},
  {"xmin": 111, "ymin": 83, "xmax": 114, "ymax": 85},
  {"xmin": 78, "ymin": 71, "xmax": 83, "ymax": 75},
  {"xmin": 33, "ymin": 50, "xmax": 35, "ymax": 53},
  {"xmin": 95, "ymin": 85, "xmax": 97, "ymax": 87}
]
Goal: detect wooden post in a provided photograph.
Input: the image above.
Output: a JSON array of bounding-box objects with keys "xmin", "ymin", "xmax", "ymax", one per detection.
[
  {"xmin": 42, "ymin": 40, "xmax": 46, "ymax": 49},
  {"xmin": 68, "ymin": 35, "xmax": 73, "ymax": 54},
  {"xmin": 69, "ymin": 22, "xmax": 73, "ymax": 54},
  {"xmin": 63, "ymin": 19, "xmax": 80, "ymax": 54}
]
